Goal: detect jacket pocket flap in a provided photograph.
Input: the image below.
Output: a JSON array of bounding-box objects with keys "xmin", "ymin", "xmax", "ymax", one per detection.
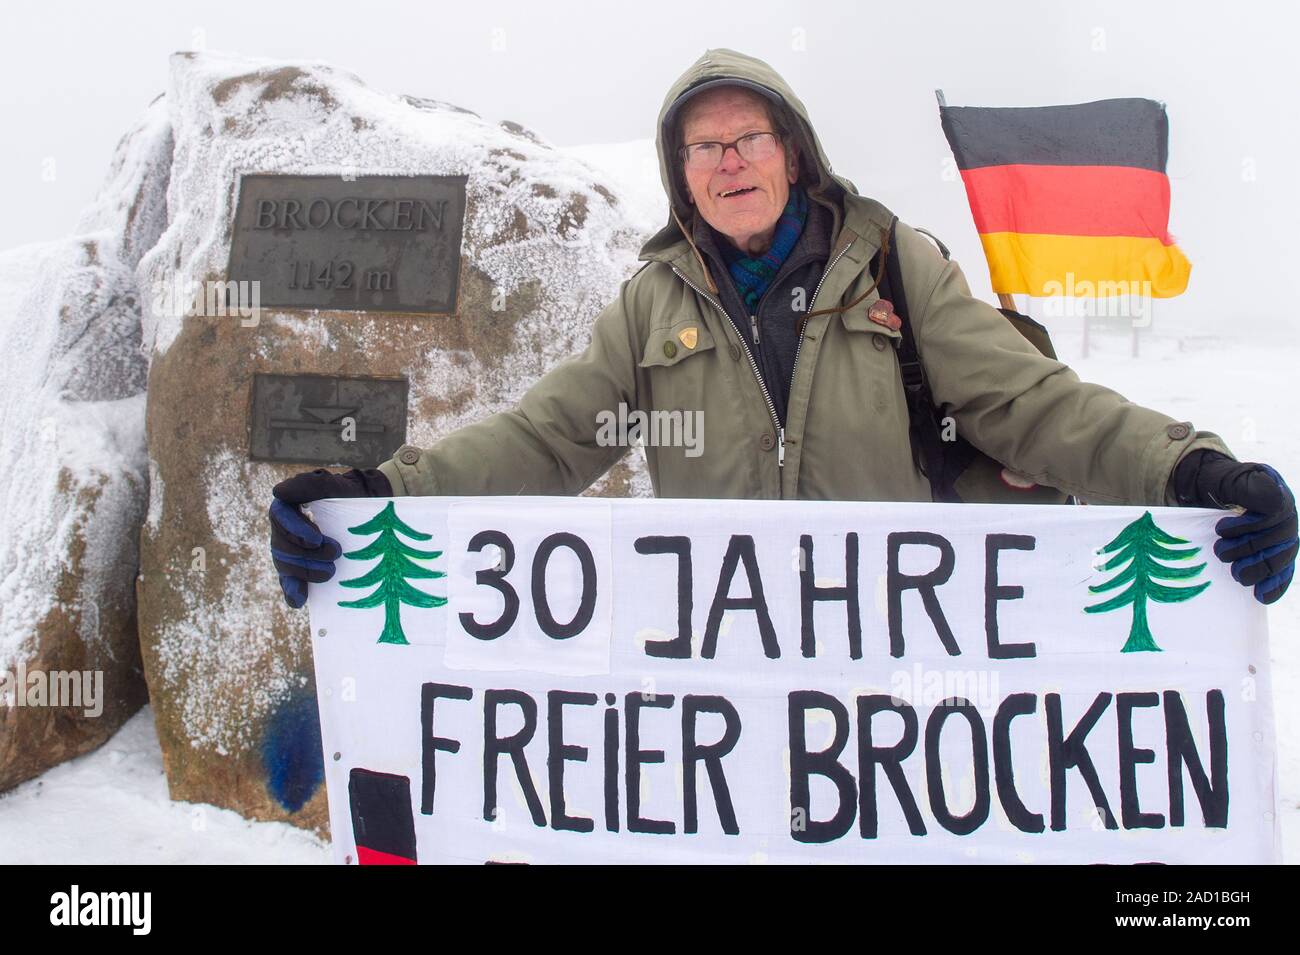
[{"xmin": 639, "ymin": 319, "xmax": 717, "ymax": 368}]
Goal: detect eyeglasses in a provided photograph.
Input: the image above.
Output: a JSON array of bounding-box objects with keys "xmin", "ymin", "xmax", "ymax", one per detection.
[{"xmin": 679, "ymin": 131, "xmax": 780, "ymax": 171}]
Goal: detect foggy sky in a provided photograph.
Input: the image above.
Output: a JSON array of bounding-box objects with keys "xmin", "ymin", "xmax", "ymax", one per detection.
[{"xmin": 4, "ymin": 0, "xmax": 1297, "ymax": 331}]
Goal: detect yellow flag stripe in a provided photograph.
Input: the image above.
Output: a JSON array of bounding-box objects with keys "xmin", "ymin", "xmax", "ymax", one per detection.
[{"xmin": 978, "ymin": 232, "xmax": 1191, "ymax": 298}]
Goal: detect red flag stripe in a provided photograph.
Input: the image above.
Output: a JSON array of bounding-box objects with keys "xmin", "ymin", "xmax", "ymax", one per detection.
[
  {"xmin": 959, "ymin": 164, "xmax": 1175, "ymax": 242},
  {"xmin": 356, "ymin": 845, "xmax": 417, "ymax": 865}
]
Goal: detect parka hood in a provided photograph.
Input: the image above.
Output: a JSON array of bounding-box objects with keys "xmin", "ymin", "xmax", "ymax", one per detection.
[{"xmin": 640, "ymin": 48, "xmax": 860, "ymax": 263}]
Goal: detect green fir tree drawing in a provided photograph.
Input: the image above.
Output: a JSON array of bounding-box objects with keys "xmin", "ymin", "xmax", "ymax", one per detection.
[
  {"xmin": 1084, "ymin": 511, "xmax": 1210, "ymax": 652},
  {"xmin": 338, "ymin": 502, "xmax": 446, "ymax": 645}
]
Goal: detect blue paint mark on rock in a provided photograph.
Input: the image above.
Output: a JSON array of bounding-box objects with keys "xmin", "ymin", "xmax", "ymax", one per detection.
[{"xmin": 261, "ymin": 690, "xmax": 324, "ymax": 813}]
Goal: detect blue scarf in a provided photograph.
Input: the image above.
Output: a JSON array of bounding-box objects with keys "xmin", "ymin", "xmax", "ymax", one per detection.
[{"xmin": 717, "ymin": 184, "xmax": 809, "ymax": 313}]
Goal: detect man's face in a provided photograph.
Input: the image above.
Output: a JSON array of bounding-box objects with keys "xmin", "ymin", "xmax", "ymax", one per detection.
[{"xmin": 679, "ymin": 86, "xmax": 799, "ymax": 255}]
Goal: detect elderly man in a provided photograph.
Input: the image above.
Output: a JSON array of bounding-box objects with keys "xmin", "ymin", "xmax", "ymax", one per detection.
[{"xmin": 270, "ymin": 48, "xmax": 1297, "ymax": 607}]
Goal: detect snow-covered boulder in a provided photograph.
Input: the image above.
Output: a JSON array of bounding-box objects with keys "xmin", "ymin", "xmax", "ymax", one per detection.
[
  {"xmin": 0, "ymin": 97, "xmax": 172, "ymax": 791},
  {"xmin": 135, "ymin": 51, "xmax": 649, "ymax": 833}
]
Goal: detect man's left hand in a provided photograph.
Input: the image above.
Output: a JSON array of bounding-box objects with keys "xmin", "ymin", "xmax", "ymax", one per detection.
[{"xmin": 1171, "ymin": 449, "xmax": 1297, "ymax": 604}]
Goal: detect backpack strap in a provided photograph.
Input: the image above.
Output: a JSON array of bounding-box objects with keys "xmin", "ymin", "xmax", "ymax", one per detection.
[
  {"xmin": 914, "ymin": 227, "xmax": 951, "ymax": 260},
  {"xmin": 882, "ymin": 218, "xmax": 1077, "ymax": 507},
  {"xmin": 881, "ymin": 216, "xmax": 971, "ymax": 503}
]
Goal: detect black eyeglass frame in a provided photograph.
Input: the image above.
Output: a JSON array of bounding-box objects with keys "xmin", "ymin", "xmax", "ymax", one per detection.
[{"xmin": 678, "ymin": 130, "xmax": 782, "ymax": 169}]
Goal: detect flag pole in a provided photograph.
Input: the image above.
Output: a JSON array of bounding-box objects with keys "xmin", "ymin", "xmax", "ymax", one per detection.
[{"xmin": 936, "ymin": 90, "xmax": 1023, "ymax": 314}]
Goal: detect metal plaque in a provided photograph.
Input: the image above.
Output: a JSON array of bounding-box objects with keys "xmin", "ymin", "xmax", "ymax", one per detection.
[
  {"xmin": 250, "ymin": 373, "xmax": 408, "ymax": 467},
  {"xmin": 228, "ymin": 174, "xmax": 466, "ymax": 312}
]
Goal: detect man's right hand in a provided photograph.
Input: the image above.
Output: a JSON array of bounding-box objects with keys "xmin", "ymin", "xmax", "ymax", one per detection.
[{"xmin": 269, "ymin": 467, "xmax": 393, "ymax": 608}]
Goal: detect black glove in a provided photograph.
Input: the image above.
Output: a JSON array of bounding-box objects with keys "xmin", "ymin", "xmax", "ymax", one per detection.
[
  {"xmin": 1170, "ymin": 450, "xmax": 1297, "ymax": 604},
  {"xmin": 269, "ymin": 468, "xmax": 393, "ymax": 608}
]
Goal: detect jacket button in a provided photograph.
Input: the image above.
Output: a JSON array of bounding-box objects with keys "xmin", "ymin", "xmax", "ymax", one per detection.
[
  {"xmin": 398, "ymin": 446, "xmax": 421, "ymax": 465},
  {"xmin": 872, "ymin": 334, "xmax": 887, "ymax": 351},
  {"xmin": 729, "ymin": 343, "xmax": 741, "ymax": 361},
  {"xmin": 1166, "ymin": 422, "xmax": 1191, "ymax": 441},
  {"xmin": 759, "ymin": 433, "xmax": 775, "ymax": 451},
  {"xmin": 663, "ymin": 341, "xmax": 677, "ymax": 359}
]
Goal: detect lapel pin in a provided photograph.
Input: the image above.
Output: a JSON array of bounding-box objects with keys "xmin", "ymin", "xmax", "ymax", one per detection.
[{"xmin": 867, "ymin": 298, "xmax": 901, "ymax": 331}]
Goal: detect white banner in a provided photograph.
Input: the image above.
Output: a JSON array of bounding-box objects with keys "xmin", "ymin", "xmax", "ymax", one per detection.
[{"xmin": 305, "ymin": 497, "xmax": 1279, "ymax": 864}]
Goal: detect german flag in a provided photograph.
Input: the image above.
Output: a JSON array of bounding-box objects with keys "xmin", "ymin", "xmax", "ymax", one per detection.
[{"xmin": 939, "ymin": 97, "xmax": 1191, "ymax": 298}]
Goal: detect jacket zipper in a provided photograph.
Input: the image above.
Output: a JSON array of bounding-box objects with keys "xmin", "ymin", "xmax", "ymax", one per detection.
[
  {"xmin": 671, "ymin": 265, "xmax": 785, "ymax": 468},
  {"xmin": 672, "ymin": 238, "xmax": 857, "ymax": 477},
  {"xmin": 789, "ymin": 237, "xmax": 855, "ymax": 410}
]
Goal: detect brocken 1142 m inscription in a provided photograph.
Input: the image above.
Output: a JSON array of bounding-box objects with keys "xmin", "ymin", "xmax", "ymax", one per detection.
[{"xmin": 227, "ymin": 174, "xmax": 467, "ymax": 313}]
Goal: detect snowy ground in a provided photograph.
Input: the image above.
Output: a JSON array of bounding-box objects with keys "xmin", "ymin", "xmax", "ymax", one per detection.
[
  {"xmin": 0, "ymin": 141, "xmax": 1293, "ymax": 864},
  {"xmin": 0, "ymin": 706, "xmax": 330, "ymax": 864}
]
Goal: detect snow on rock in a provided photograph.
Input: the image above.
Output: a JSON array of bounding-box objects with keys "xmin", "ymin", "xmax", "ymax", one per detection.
[
  {"xmin": 563, "ymin": 138, "xmax": 667, "ymax": 241},
  {"xmin": 133, "ymin": 50, "xmax": 651, "ymax": 833},
  {"xmin": 0, "ymin": 95, "xmax": 172, "ymax": 791}
]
